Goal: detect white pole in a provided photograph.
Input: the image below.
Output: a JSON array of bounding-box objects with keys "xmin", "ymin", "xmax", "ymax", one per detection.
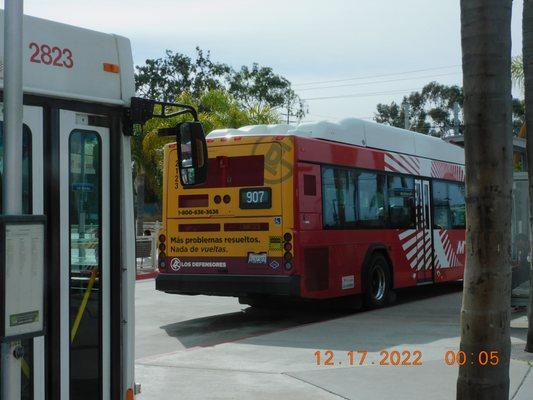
[
  {"xmin": 403, "ymin": 103, "xmax": 410, "ymax": 130},
  {"xmin": 453, "ymin": 102, "xmax": 461, "ymax": 136},
  {"xmin": 2, "ymin": 1, "xmax": 24, "ymax": 399}
]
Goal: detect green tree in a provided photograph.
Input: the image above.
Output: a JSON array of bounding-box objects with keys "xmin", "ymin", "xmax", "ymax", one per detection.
[
  {"xmin": 375, "ymin": 82, "xmax": 462, "ymax": 136},
  {"xmin": 135, "ymin": 47, "xmax": 306, "ymax": 118},
  {"xmin": 135, "ymin": 47, "xmax": 231, "ymax": 101},
  {"xmin": 139, "ymin": 89, "xmax": 280, "ymax": 202},
  {"xmin": 134, "ymin": 48, "xmax": 305, "ymax": 228},
  {"xmin": 228, "ymin": 63, "xmax": 307, "ymax": 120},
  {"xmin": 457, "ymin": 0, "xmax": 513, "ymax": 398},
  {"xmin": 512, "ymin": 55, "xmax": 525, "ymax": 90},
  {"xmin": 375, "ymin": 82, "xmax": 525, "ymax": 136}
]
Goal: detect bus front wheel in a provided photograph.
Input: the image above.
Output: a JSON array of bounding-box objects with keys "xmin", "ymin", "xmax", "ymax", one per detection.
[{"xmin": 363, "ymin": 253, "xmax": 393, "ymax": 308}]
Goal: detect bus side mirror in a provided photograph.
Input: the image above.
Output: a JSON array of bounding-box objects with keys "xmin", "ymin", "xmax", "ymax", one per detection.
[{"xmin": 177, "ymin": 121, "xmax": 208, "ymax": 187}]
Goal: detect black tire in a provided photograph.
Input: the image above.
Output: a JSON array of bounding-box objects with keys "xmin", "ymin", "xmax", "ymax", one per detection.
[{"xmin": 363, "ymin": 253, "xmax": 392, "ymax": 308}]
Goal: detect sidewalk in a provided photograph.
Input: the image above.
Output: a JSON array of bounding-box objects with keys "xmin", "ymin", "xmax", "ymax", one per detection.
[{"xmin": 136, "ymin": 285, "xmax": 533, "ymax": 399}]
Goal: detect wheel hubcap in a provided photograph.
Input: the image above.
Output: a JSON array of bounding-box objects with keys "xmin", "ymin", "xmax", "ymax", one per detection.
[{"xmin": 371, "ymin": 266, "xmax": 386, "ymax": 301}]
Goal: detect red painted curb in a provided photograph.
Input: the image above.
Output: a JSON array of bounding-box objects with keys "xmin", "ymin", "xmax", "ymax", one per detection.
[{"xmin": 136, "ymin": 270, "xmax": 159, "ymax": 280}]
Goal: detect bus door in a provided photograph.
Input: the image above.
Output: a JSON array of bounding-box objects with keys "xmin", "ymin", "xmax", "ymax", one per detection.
[
  {"xmin": 414, "ymin": 179, "xmax": 434, "ymax": 283},
  {"xmin": 58, "ymin": 110, "xmax": 111, "ymax": 400}
]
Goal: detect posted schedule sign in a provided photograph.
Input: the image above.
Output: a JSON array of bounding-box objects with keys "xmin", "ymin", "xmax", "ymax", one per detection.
[{"xmin": 0, "ymin": 215, "xmax": 46, "ymax": 341}]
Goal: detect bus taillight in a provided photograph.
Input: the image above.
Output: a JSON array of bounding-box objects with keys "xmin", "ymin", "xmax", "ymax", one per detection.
[
  {"xmin": 158, "ymin": 234, "xmax": 167, "ymax": 270},
  {"xmin": 158, "ymin": 252, "xmax": 167, "ymax": 271},
  {"xmin": 283, "ymin": 232, "xmax": 293, "ymax": 271}
]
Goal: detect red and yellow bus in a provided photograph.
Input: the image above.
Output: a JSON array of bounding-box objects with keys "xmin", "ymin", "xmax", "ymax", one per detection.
[{"xmin": 156, "ymin": 119, "xmax": 466, "ymax": 307}]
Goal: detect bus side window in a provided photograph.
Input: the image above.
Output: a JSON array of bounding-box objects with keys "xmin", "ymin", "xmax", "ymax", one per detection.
[
  {"xmin": 355, "ymin": 171, "xmax": 386, "ymax": 227},
  {"xmin": 449, "ymin": 183, "xmax": 466, "ymax": 229},
  {"xmin": 432, "ymin": 181, "xmax": 450, "ymax": 229},
  {"xmin": 432, "ymin": 180, "xmax": 465, "ymax": 230},
  {"xmin": 387, "ymin": 174, "xmax": 415, "ymax": 228},
  {"xmin": 322, "ymin": 166, "xmax": 357, "ymax": 227}
]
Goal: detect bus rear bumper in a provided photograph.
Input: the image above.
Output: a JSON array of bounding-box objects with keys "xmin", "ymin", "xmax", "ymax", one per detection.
[{"xmin": 156, "ymin": 273, "xmax": 301, "ymax": 297}]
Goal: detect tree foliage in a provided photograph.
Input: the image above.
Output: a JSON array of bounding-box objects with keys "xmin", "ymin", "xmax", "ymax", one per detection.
[
  {"xmin": 134, "ymin": 89, "xmax": 280, "ymax": 201},
  {"xmin": 133, "ymin": 47, "xmax": 306, "ymax": 206},
  {"xmin": 135, "ymin": 48, "xmax": 230, "ymax": 101},
  {"xmin": 512, "ymin": 55, "xmax": 525, "ymax": 90},
  {"xmin": 135, "ymin": 47, "xmax": 306, "ymax": 118},
  {"xmin": 374, "ymin": 81, "xmax": 525, "ymax": 136},
  {"xmin": 229, "ymin": 63, "xmax": 307, "ymax": 120}
]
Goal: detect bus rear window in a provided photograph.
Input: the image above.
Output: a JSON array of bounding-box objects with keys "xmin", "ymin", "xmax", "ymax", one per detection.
[{"xmin": 197, "ymin": 155, "xmax": 264, "ymax": 188}]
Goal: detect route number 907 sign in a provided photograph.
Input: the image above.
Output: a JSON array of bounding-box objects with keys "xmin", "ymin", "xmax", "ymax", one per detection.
[{"xmin": 239, "ymin": 187, "xmax": 272, "ymax": 209}]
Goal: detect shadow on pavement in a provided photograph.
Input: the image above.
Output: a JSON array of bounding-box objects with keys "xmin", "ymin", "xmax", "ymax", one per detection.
[{"xmin": 161, "ymin": 281, "xmax": 466, "ymax": 349}]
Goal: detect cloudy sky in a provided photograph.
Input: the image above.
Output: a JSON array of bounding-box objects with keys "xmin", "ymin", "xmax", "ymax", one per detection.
[{"xmin": 23, "ymin": 0, "xmax": 525, "ymax": 122}]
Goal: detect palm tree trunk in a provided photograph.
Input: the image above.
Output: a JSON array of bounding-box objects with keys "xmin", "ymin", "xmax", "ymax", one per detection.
[
  {"xmin": 524, "ymin": 0, "xmax": 533, "ymax": 353},
  {"xmin": 457, "ymin": 1, "xmax": 513, "ymax": 398}
]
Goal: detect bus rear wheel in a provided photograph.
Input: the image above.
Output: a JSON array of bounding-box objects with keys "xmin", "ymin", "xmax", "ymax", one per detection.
[{"xmin": 363, "ymin": 253, "xmax": 392, "ymax": 308}]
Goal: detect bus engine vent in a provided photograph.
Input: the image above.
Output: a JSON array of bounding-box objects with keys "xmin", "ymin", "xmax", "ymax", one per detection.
[{"xmin": 304, "ymin": 247, "xmax": 329, "ymax": 291}]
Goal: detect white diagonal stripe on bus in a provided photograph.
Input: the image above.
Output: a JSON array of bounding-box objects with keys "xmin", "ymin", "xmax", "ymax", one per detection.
[
  {"xmin": 402, "ymin": 234, "xmax": 418, "ymax": 251},
  {"xmin": 444, "ymin": 238, "xmax": 452, "ymax": 258},
  {"xmin": 387, "ymin": 153, "xmax": 418, "ymax": 175},
  {"xmin": 406, "ymin": 244, "xmax": 418, "ymax": 262},
  {"xmin": 397, "ymin": 153, "xmax": 419, "ymax": 171},
  {"xmin": 384, "ymin": 161, "xmax": 399, "ymax": 172},
  {"xmin": 398, "ymin": 154, "xmax": 420, "ymax": 173},
  {"xmin": 384, "ymin": 155, "xmax": 411, "ymax": 174},
  {"xmin": 385, "ymin": 154, "xmax": 417, "ymax": 175},
  {"xmin": 384, "ymin": 165, "xmax": 398, "ymax": 173},
  {"xmin": 425, "ymin": 237, "xmax": 432, "ymax": 251},
  {"xmin": 425, "ymin": 252, "xmax": 432, "ymax": 269},
  {"xmin": 399, "ymin": 229, "xmax": 416, "ymax": 240},
  {"xmin": 393, "ymin": 154, "xmax": 419, "ymax": 175},
  {"xmin": 418, "ymin": 256, "xmax": 425, "ymax": 270}
]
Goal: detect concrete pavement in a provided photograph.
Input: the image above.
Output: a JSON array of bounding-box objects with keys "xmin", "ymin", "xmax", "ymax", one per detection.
[{"xmin": 135, "ymin": 280, "xmax": 533, "ymax": 399}]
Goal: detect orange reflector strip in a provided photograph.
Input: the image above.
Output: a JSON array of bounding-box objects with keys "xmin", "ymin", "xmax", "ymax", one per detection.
[{"xmin": 103, "ymin": 63, "xmax": 120, "ymax": 73}]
